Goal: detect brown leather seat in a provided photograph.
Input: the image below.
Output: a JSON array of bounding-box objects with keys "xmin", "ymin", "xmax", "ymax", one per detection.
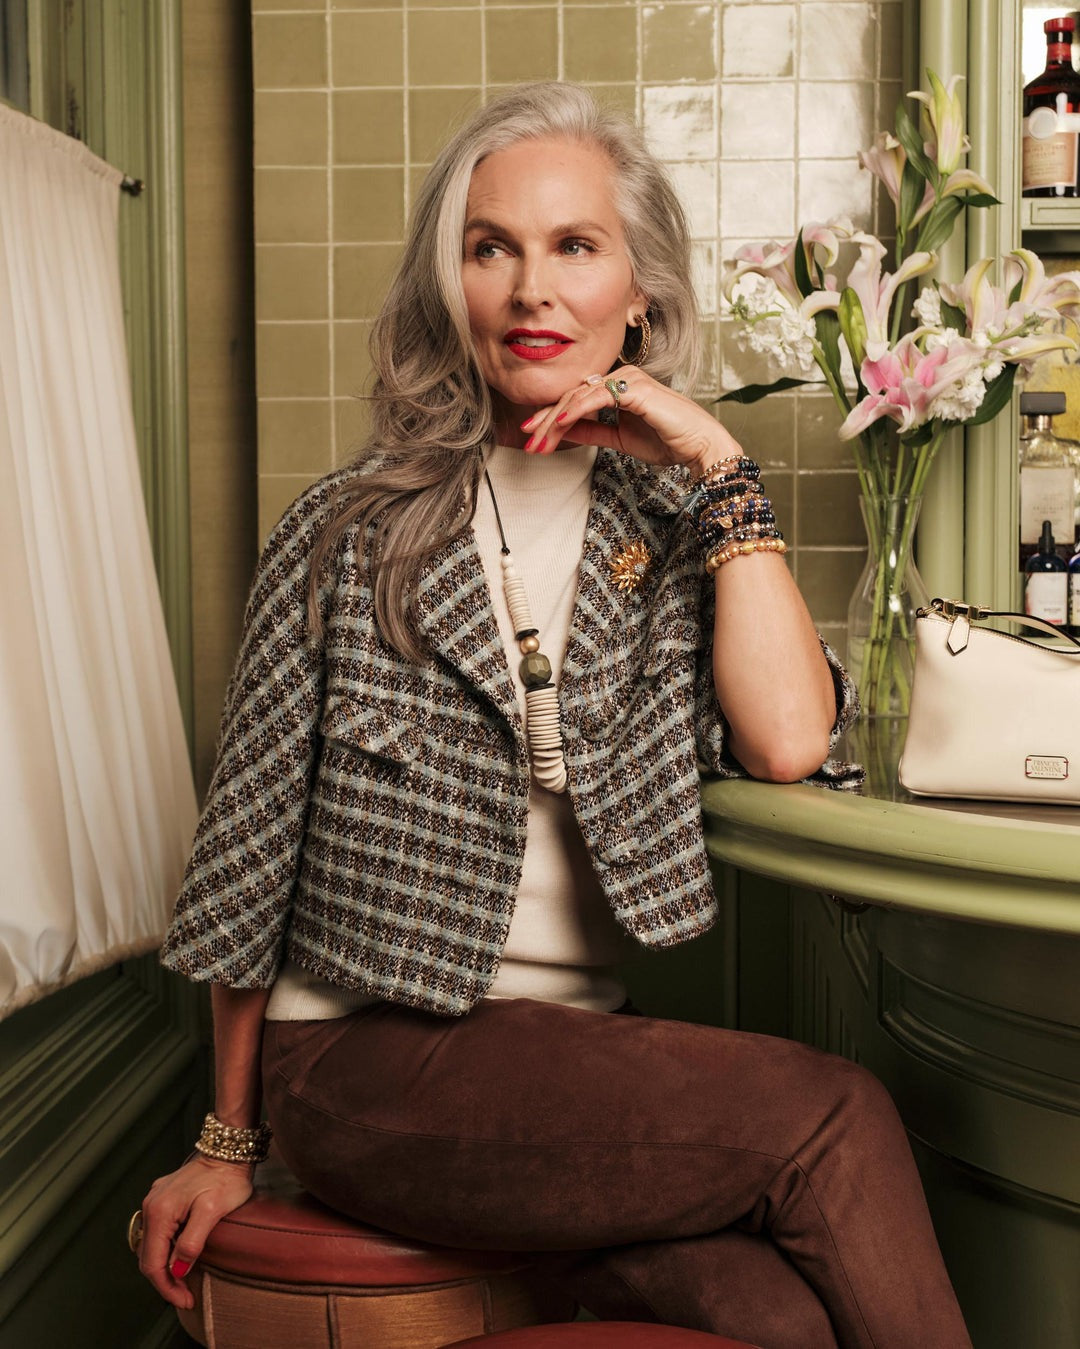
[
  {"xmin": 176, "ymin": 1153, "xmax": 574, "ymax": 1349},
  {"xmin": 443, "ymin": 1324, "xmax": 761, "ymax": 1348}
]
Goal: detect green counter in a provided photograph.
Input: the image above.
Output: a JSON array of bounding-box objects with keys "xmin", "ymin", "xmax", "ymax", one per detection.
[{"xmin": 701, "ymin": 743, "xmax": 1080, "ymax": 1349}]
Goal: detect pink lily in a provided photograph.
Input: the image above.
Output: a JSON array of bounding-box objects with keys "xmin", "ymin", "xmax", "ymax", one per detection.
[
  {"xmin": 846, "ymin": 234, "xmax": 937, "ymax": 361},
  {"xmin": 858, "ymin": 133, "xmax": 907, "ymax": 205},
  {"xmin": 910, "ymin": 72, "xmax": 968, "ymax": 176},
  {"xmin": 722, "ymin": 219, "xmax": 853, "ymax": 306},
  {"xmin": 938, "ymin": 167, "xmax": 996, "ymax": 200},
  {"xmin": 938, "ymin": 257, "xmax": 1004, "ymax": 336},
  {"xmin": 839, "ymin": 335, "xmax": 949, "ymax": 439},
  {"xmin": 1002, "ymin": 248, "xmax": 1080, "ymax": 319}
]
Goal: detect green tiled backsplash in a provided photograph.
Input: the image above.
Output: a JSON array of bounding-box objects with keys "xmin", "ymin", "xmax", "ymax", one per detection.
[{"xmin": 253, "ymin": 0, "xmax": 907, "ymax": 645}]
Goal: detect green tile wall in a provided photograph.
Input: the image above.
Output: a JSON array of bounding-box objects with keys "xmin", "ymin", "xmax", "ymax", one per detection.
[{"xmin": 252, "ymin": 0, "xmax": 908, "ymax": 647}]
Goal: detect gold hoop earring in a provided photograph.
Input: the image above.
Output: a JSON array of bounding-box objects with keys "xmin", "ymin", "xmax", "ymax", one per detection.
[{"xmin": 622, "ymin": 312, "xmax": 651, "ymax": 366}]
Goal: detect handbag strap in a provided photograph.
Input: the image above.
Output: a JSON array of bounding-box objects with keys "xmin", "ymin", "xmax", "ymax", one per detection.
[{"xmin": 924, "ymin": 596, "xmax": 1080, "ymax": 653}]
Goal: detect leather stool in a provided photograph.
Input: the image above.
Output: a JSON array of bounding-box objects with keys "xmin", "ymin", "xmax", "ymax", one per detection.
[
  {"xmin": 444, "ymin": 1325, "xmax": 761, "ymax": 1348},
  {"xmin": 176, "ymin": 1154, "xmax": 575, "ymax": 1349}
]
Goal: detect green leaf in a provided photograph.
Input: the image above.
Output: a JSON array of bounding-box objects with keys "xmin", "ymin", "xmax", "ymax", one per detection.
[
  {"xmin": 939, "ymin": 298, "xmax": 967, "ymax": 330},
  {"xmin": 1007, "ymin": 279, "xmax": 1022, "ymax": 304},
  {"xmin": 895, "ymin": 104, "xmax": 937, "ymax": 183},
  {"xmin": 962, "ymin": 192, "xmax": 1002, "ymax": 207},
  {"xmin": 838, "ymin": 287, "xmax": 868, "ymax": 371},
  {"xmin": 898, "ymin": 159, "xmax": 927, "ymax": 241},
  {"xmin": 715, "ymin": 377, "xmax": 818, "ymax": 404},
  {"xmin": 902, "ymin": 424, "xmax": 936, "ymax": 449},
  {"xmin": 916, "ymin": 196, "xmax": 964, "ymax": 254},
  {"xmin": 968, "ymin": 366, "xmax": 1017, "ymax": 427},
  {"xmin": 793, "ymin": 228, "xmax": 814, "ymax": 298}
]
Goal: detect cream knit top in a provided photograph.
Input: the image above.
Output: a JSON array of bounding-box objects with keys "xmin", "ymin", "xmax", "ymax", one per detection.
[{"xmin": 265, "ymin": 443, "xmax": 634, "ymax": 1020}]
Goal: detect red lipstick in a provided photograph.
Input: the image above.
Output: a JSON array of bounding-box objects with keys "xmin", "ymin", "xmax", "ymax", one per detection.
[{"xmin": 504, "ymin": 328, "xmax": 572, "ymax": 361}]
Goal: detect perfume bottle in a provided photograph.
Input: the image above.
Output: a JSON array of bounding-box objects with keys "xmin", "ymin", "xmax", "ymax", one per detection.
[
  {"xmin": 1025, "ymin": 519, "xmax": 1068, "ymax": 624},
  {"xmin": 1018, "ymin": 390, "xmax": 1080, "ymax": 576}
]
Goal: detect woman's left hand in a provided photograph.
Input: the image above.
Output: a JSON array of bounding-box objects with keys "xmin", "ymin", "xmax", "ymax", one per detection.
[{"xmin": 519, "ymin": 367, "xmax": 737, "ymax": 476}]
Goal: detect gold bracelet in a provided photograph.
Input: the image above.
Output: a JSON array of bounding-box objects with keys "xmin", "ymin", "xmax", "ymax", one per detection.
[
  {"xmin": 193, "ymin": 1112, "xmax": 272, "ymax": 1165},
  {"xmin": 706, "ymin": 537, "xmax": 788, "ymax": 573}
]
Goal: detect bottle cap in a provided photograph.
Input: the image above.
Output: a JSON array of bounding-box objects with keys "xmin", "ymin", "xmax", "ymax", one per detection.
[
  {"xmin": 1044, "ymin": 16, "xmax": 1076, "ymax": 33},
  {"xmin": 1020, "ymin": 390, "xmax": 1067, "ymax": 416}
]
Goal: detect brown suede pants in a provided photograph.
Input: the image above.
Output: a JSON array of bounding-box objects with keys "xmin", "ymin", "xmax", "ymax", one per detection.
[{"xmin": 262, "ymin": 997, "xmax": 971, "ymax": 1349}]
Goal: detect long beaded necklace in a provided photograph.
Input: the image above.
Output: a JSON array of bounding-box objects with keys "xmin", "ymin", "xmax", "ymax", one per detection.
[{"xmin": 483, "ymin": 470, "xmax": 568, "ymax": 794}]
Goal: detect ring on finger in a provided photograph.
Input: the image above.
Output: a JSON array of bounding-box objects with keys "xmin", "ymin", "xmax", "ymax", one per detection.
[
  {"xmin": 603, "ymin": 377, "xmax": 626, "ymax": 408},
  {"xmin": 127, "ymin": 1209, "xmax": 144, "ymax": 1255}
]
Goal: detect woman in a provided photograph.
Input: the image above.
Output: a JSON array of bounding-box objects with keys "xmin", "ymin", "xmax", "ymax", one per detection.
[{"xmin": 140, "ymin": 82, "xmax": 971, "ymax": 1348}]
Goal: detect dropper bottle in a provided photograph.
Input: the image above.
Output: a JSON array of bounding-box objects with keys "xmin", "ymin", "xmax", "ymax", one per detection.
[{"xmin": 1025, "ymin": 518, "xmax": 1068, "ymax": 625}]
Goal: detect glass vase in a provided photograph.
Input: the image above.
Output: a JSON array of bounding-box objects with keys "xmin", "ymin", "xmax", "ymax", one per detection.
[{"xmin": 846, "ymin": 493, "xmax": 930, "ymax": 719}]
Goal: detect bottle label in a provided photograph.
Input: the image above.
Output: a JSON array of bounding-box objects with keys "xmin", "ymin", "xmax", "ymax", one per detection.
[
  {"xmin": 1022, "ymin": 126, "xmax": 1079, "ymax": 190},
  {"xmin": 1019, "ymin": 465, "xmax": 1075, "ymax": 543},
  {"xmin": 1070, "ymin": 572, "xmax": 1080, "ymax": 627},
  {"xmin": 1025, "ymin": 572, "xmax": 1068, "ymax": 624}
]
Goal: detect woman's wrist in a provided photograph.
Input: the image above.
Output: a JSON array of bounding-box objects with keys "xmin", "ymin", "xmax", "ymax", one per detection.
[
  {"xmin": 687, "ymin": 447, "xmax": 741, "ymax": 483},
  {"xmin": 193, "ymin": 1112, "xmax": 272, "ymax": 1166}
]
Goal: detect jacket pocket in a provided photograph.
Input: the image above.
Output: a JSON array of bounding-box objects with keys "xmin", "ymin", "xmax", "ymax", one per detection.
[{"xmin": 320, "ymin": 693, "xmax": 423, "ymax": 766}]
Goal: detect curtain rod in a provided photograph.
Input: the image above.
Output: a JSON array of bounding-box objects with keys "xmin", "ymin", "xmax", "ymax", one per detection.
[{"xmin": 120, "ymin": 176, "xmax": 144, "ymax": 197}]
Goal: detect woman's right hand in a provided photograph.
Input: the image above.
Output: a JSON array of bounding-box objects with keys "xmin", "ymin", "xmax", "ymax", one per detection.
[{"xmin": 138, "ymin": 1153, "xmax": 255, "ymax": 1309}]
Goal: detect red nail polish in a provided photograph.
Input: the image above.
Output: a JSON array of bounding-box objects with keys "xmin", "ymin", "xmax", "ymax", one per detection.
[
  {"xmin": 534, "ymin": 437, "xmax": 546, "ymax": 453},
  {"xmin": 524, "ymin": 434, "xmax": 535, "ymax": 450},
  {"xmin": 171, "ymin": 1259, "xmax": 192, "ymax": 1278},
  {"xmin": 555, "ymin": 412, "xmax": 567, "ymax": 423}
]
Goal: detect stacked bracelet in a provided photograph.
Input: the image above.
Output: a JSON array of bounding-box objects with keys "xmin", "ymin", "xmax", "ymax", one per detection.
[
  {"xmin": 193, "ymin": 1112, "xmax": 272, "ymax": 1165},
  {"xmin": 685, "ymin": 454, "xmax": 786, "ymax": 571}
]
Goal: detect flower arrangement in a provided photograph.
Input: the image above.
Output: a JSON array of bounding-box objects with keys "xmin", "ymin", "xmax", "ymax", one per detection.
[{"xmin": 721, "ymin": 72, "xmax": 1080, "ymax": 717}]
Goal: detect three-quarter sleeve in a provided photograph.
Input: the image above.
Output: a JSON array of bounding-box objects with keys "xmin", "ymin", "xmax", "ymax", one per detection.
[{"xmin": 160, "ymin": 479, "xmax": 341, "ymax": 986}]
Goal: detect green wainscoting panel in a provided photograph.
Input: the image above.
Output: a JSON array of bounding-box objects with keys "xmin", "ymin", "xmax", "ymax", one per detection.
[
  {"xmin": 965, "ymin": 0, "xmax": 1025, "ymax": 611},
  {"xmin": 915, "ymin": 0, "xmax": 969, "ymax": 601},
  {"xmin": 704, "ymin": 775, "xmax": 1080, "ymax": 1348}
]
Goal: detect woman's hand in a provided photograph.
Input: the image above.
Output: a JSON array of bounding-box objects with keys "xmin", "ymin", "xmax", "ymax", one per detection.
[
  {"xmin": 138, "ymin": 1154, "xmax": 255, "ymax": 1309},
  {"xmin": 519, "ymin": 366, "xmax": 738, "ymax": 476}
]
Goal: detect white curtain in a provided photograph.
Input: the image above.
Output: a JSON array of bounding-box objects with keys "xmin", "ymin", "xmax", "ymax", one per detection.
[{"xmin": 0, "ymin": 105, "xmax": 197, "ymax": 1017}]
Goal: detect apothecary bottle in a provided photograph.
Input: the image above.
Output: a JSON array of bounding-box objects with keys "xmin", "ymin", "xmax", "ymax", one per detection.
[
  {"xmin": 1023, "ymin": 16, "xmax": 1080, "ymax": 197},
  {"xmin": 1025, "ymin": 520, "xmax": 1068, "ymax": 625},
  {"xmin": 1018, "ymin": 390, "xmax": 1079, "ymax": 577}
]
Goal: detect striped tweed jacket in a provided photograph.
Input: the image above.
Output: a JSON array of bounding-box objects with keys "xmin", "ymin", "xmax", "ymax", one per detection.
[{"xmin": 160, "ymin": 450, "xmax": 857, "ymax": 1016}]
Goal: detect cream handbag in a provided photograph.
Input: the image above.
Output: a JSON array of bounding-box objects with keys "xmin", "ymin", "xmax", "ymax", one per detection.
[{"xmin": 899, "ymin": 598, "xmax": 1080, "ymax": 804}]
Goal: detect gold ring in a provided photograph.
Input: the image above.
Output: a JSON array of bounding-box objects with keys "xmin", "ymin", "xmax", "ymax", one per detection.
[
  {"xmin": 603, "ymin": 378, "xmax": 622, "ymax": 408},
  {"xmin": 127, "ymin": 1209, "xmax": 144, "ymax": 1254}
]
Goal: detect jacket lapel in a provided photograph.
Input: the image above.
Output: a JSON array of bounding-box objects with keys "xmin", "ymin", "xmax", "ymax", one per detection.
[
  {"xmin": 561, "ymin": 451, "xmax": 692, "ymax": 690},
  {"xmin": 414, "ymin": 527, "xmax": 522, "ymax": 732}
]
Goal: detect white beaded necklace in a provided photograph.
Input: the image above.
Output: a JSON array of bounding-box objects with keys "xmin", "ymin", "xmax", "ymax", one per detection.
[{"xmin": 483, "ymin": 469, "xmax": 568, "ymax": 794}]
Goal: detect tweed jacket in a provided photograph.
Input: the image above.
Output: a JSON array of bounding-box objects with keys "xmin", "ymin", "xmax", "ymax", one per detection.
[{"xmin": 160, "ymin": 450, "xmax": 858, "ymax": 1016}]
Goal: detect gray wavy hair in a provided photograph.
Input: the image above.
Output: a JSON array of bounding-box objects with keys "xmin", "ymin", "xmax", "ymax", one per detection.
[{"xmin": 309, "ymin": 80, "xmax": 700, "ymax": 657}]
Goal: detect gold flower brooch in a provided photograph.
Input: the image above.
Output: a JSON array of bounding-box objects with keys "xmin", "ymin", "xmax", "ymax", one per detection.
[{"xmin": 608, "ymin": 539, "xmax": 652, "ymax": 593}]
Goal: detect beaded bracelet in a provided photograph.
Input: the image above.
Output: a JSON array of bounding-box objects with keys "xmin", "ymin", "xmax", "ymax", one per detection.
[
  {"xmin": 193, "ymin": 1112, "xmax": 272, "ymax": 1165},
  {"xmin": 706, "ymin": 536, "xmax": 788, "ymax": 572},
  {"xmin": 691, "ymin": 453, "xmax": 759, "ymax": 486},
  {"xmin": 684, "ymin": 453, "xmax": 786, "ymax": 571}
]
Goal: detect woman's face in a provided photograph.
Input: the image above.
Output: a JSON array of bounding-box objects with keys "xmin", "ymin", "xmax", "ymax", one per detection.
[{"xmin": 461, "ymin": 136, "xmax": 646, "ymax": 439}]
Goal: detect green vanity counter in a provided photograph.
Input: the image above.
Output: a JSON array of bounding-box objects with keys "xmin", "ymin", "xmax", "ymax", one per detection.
[{"xmin": 700, "ymin": 747, "xmax": 1080, "ymax": 1349}]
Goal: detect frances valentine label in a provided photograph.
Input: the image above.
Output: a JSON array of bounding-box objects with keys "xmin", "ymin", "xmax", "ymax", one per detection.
[{"xmin": 1025, "ymin": 755, "xmax": 1069, "ymax": 779}]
